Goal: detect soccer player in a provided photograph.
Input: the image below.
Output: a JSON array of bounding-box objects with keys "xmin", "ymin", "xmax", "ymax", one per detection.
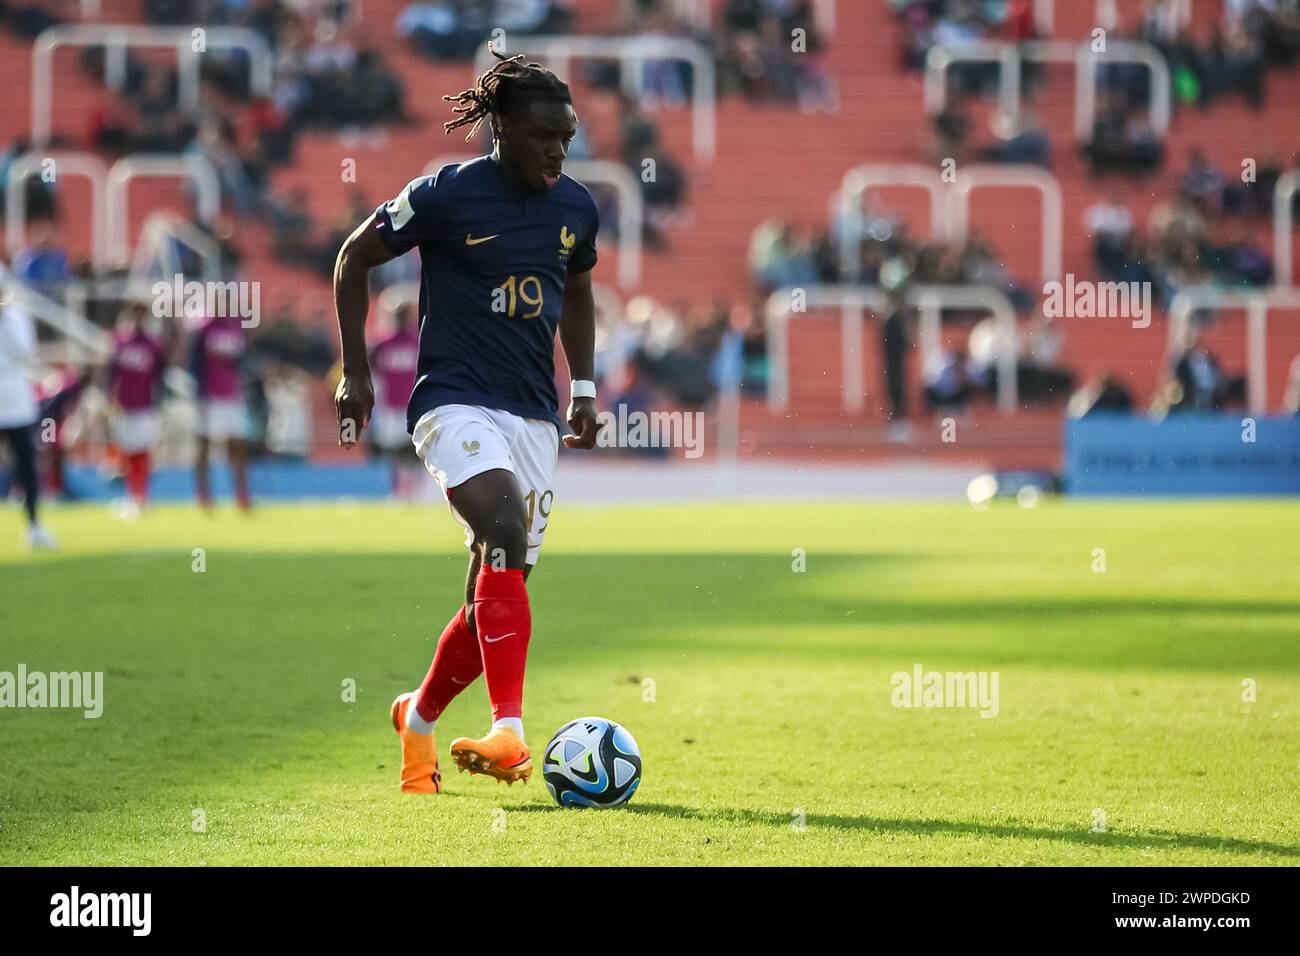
[
  {"xmin": 106, "ymin": 303, "xmax": 167, "ymax": 516},
  {"xmin": 188, "ymin": 311, "xmax": 252, "ymax": 511},
  {"xmin": 0, "ymin": 264, "xmax": 56, "ymax": 550},
  {"xmin": 332, "ymin": 51, "xmax": 600, "ymax": 793},
  {"xmin": 367, "ymin": 303, "xmax": 421, "ymax": 496}
]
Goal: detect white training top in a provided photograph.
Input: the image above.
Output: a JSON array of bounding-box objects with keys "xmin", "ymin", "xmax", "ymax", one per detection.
[{"xmin": 0, "ymin": 264, "xmax": 40, "ymax": 429}]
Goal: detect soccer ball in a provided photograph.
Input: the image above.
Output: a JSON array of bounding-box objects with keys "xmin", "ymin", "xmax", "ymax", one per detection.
[{"xmin": 542, "ymin": 717, "xmax": 642, "ymax": 808}]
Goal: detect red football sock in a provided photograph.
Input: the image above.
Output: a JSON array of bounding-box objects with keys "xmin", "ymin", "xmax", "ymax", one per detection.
[
  {"xmin": 126, "ymin": 453, "xmax": 150, "ymax": 504},
  {"xmin": 413, "ymin": 605, "xmax": 483, "ymax": 723},
  {"xmin": 472, "ymin": 566, "xmax": 531, "ymax": 721}
]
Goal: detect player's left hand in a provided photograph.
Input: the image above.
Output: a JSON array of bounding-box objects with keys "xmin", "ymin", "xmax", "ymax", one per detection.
[{"xmin": 563, "ymin": 397, "xmax": 600, "ymax": 450}]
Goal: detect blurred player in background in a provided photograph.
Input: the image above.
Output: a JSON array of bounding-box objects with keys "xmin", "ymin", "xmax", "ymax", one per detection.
[
  {"xmin": 333, "ymin": 51, "xmax": 601, "ymax": 794},
  {"xmin": 0, "ymin": 263, "xmax": 56, "ymax": 549},
  {"xmin": 368, "ymin": 302, "xmax": 421, "ymax": 497},
  {"xmin": 106, "ymin": 303, "xmax": 167, "ymax": 517},
  {"xmin": 189, "ymin": 312, "xmax": 252, "ymax": 511}
]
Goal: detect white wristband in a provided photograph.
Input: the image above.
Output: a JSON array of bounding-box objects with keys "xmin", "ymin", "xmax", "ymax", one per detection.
[{"xmin": 570, "ymin": 379, "xmax": 596, "ymax": 400}]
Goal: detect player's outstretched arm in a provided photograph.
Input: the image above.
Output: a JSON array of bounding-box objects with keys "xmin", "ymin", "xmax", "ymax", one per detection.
[
  {"xmin": 559, "ymin": 267, "xmax": 599, "ymax": 450},
  {"xmin": 332, "ymin": 214, "xmax": 396, "ymax": 447}
]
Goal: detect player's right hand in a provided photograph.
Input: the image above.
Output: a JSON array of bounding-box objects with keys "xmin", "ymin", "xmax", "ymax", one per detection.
[{"xmin": 334, "ymin": 372, "xmax": 374, "ymax": 447}]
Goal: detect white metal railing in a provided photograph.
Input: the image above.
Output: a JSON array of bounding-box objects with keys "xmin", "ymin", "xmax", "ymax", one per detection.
[
  {"xmin": 425, "ymin": 156, "xmax": 641, "ymax": 287},
  {"xmin": 949, "ymin": 165, "xmax": 1063, "ymax": 284},
  {"xmin": 128, "ymin": 211, "xmax": 223, "ymax": 284},
  {"xmin": 5, "ymin": 152, "xmax": 110, "ymax": 268},
  {"xmin": 923, "ymin": 39, "xmax": 1170, "ymax": 143},
  {"xmin": 1275, "ymin": 171, "xmax": 1299, "ymax": 288},
  {"xmin": 836, "ymin": 165, "xmax": 952, "ymax": 280},
  {"xmin": 764, "ymin": 284, "xmax": 1019, "ymax": 415},
  {"xmin": 107, "ymin": 155, "xmax": 221, "ymax": 264},
  {"xmin": 31, "ymin": 25, "xmax": 273, "ymax": 148},
  {"xmin": 7, "ymin": 152, "xmax": 222, "ymax": 271},
  {"xmin": 1073, "ymin": 39, "xmax": 1171, "ymax": 142},
  {"xmin": 473, "ymin": 36, "xmax": 715, "ymax": 160},
  {"xmin": 1167, "ymin": 287, "xmax": 1300, "ymax": 413},
  {"xmin": 0, "ymin": 274, "xmax": 113, "ymax": 365},
  {"xmin": 834, "ymin": 163, "xmax": 1063, "ymax": 287}
]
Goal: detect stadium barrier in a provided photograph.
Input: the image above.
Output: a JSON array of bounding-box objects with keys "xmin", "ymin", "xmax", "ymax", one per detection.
[
  {"xmin": 835, "ymin": 163, "xmax": 1063, "ymax": 286},
  {"xmin": 472, "ymin": 36, "xmax": 716, "ymax": 160},
  {"xmin": 923, "ymin": 39, "xmax": 1170, "ymax": 143},
  {"xmin": 424, "ymin": 156, "xmax": 642, "ymax": 288},
  {"xmin": 1167, "ymin": 287, "xmax": 1300, "ymax": 414},
  {"xmin": 763, "ymin": 284, "xmax": 1019, "ymax": 415},
  {"xmin": 32, "ymin": 25, "xmax": 273, "ymax": 148},
  {"xmin": 1065, "ymin": 415, "xmax": 1300, "ymax": 496}
]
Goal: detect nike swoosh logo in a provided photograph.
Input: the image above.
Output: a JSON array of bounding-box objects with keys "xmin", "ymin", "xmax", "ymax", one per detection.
[
  {"xmin": 482, "ymin": 631, "xmax": 516, "ymax": 643},
  {"xmin": 450, "ymin": 677, "xmax": 472, "ymax": 685},
  {"xmin": 465, "ymin": 234, "xmax": 499, "ymax": 246}
]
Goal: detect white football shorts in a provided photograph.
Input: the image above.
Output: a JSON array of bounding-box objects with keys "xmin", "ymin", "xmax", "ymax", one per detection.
[
  {"xmin": 198, "ymin": 399, "xmax": 248, "ymax": 441},
  {"xmin": 112, "ymin": 410, "xmax": 158, "ymax": 453},
  {"xmin": 411, "ymin": 403, "xmax": 559, "ymax": 566}
]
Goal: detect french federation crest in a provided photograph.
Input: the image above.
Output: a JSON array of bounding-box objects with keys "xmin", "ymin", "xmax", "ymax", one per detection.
[{"xmin": 558, "ymin": 225, "xmax": 576, "ymax": 260}]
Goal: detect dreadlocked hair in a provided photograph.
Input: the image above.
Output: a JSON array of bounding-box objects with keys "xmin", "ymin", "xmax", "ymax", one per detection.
[{"xmin": 442, "ymin": 48, "xmax": 572, "ymax": 141}]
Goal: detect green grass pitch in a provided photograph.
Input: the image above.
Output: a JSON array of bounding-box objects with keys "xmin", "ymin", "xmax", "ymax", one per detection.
[{"xmin": 1, "ymin": 497, "xmax": 1297, "ymax": 865}]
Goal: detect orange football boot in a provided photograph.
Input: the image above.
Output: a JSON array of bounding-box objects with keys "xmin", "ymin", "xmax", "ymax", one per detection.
[
  {"xmin": 449, "ymin": 726, "xmax": 532, "ymax": 785},
  {"xmin": 390, "ymin": 692, "xmax": 442, "ymax": 794}
]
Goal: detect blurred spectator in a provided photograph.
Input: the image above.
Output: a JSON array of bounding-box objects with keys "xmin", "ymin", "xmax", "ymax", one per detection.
[
  {"xmin": 1084, "ymin": 193, "xmax": 1135, "ymax": 278},
  {"xmin": 880, "ymin": 289, "xmax": 913, "ymax": 442},
  {"xmin": 923, "ymin": 347, "xmax": 977, "ymax": 414},
  {"xmin": 1167, "ymin": 324, "xmax": 1247, "ymax": 413},
  {"xmin": 1083, "ymin": 95, "xmax": 1163, "ymax": 174},
  {"xmin": 718, "ymin": 0, "xmax": 834, "ymax": 107},
  {"xmin": 1180, "ymin": 149, "xmax": 1227, "ymax": 216},
  {"xmin": 11, "ymin": 219, "xmax": 72, "ymax": 297},
  {"xmin": 979, "ymin": 111, "xmax": 1051, "ymax": 166},
  {"xmin": 398, "ymin": 0, "xmax": 573, "ymax": 61},
  {"xmin": 1017, "ymin": 314, "xmax": 1076, "ymax": 403},
  {"xmin": 1068, "ymin": 373, "xmax": 1135, "ymax": 418}
]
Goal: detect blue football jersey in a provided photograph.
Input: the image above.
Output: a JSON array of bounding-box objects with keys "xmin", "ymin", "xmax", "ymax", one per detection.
[{"xmin": 372, "ymin": 154, "xmax": 599, "ymax": 433}]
